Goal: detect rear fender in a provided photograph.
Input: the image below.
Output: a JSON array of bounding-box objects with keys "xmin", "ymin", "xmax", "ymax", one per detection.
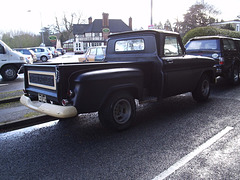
[{"xmin": 72, "ymin": 68, "xmax": 143, "ymax": 113}]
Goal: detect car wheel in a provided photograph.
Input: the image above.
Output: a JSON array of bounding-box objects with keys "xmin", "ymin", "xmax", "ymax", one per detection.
[
  {"xmin": 98, "ymin": 91, "xmax": 136, "ymax": 131},
  {"xmin": 1, "ymin": 65, "xmax": 18, "ymax": 81},
  {"xmin": 41, "ymin": 56, "xmax": 48, "ymax": 62},
  {"xmin": 192, "ymin": 74, "xmax": 210, "ymax": 102}
]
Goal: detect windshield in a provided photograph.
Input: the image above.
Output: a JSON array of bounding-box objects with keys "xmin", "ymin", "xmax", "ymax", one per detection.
[{"xmin": 186, "ymin": 39, "xmax": 220, "ymax": 51}]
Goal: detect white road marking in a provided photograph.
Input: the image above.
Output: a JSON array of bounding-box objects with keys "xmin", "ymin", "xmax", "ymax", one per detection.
[{"xmin": 152, "ymin": 126, "xmax": 234, "ymax": 180}]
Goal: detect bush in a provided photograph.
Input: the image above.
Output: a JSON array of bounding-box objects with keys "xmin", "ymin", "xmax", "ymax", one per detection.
[{"xmin": 182, "ymin": 27, "xmax": 240, "ymax": 45}]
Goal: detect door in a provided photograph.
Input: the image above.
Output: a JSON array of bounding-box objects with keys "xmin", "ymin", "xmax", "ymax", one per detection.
[
  {"xmin": 222, "ymin": 39, "xmax": 239, "ymax": 72},
  {"xmin": 162, "ymin": 35, "xmax": 196, "ymax": 97},
  {"xmin": 0, "ymin": 44, "xmax": 8, "ymax": 66},
  {"xmin": 86, "ymin": 48, "xmax": 96, "ymax": 62}
]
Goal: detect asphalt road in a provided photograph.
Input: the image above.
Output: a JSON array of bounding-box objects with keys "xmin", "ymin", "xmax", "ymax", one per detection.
[
  {"xmin": 0, "ymin": 74, "xmax": 24, "ymax": 93},
  {"xmin": 1, "ymin": 79, "xmax": 240, "ymax": 179}
]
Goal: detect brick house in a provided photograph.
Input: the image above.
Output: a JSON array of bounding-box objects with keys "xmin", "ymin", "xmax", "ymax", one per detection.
[{"xmin": 72, "ymin": 13, "xmax": 132, "ymax": 53}]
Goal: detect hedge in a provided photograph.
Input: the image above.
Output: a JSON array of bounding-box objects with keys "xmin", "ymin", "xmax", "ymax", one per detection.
[{"xmin": 182, "ymin": 27, "xmax": 240, "ymax": 45}]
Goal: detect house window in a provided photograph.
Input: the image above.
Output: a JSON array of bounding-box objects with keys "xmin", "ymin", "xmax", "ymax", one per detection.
[
  {"xmin": 85, "ymin": 33, "xmax": 91, "ymax": 37},
  {"xmin": 236, "ymin": 24, "xmax": 240, "ymax": 32}
]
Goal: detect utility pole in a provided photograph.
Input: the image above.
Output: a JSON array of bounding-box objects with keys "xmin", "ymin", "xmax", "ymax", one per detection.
[{"xmin": 151, "ymin": 0, "xmax": 153, "ymax": 25}]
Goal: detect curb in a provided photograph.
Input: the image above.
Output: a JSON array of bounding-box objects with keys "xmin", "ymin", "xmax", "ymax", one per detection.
[
  {"xmin": 0, "ymin": 96, "xmax": 21, "ymax": 104},
  {"xmin": 0, "ymin": 96, "xmax": 56, "ymax": 132},
  {"xmin": 0, "ymin": 115, "xmax": 56, "ymax": 133}
]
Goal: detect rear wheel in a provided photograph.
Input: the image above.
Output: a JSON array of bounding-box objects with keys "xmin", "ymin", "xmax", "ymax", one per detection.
[
  {"xmin": 98, "ymin": 91, "xmax": 136, "ymax": 131},
  {"xmin": 41, "ymin": 56, "xmax": 48, "ymax": 62},
  {"xmin": 192, "ymin": 74, "xmax": 210, "ymax": 102},
  {"xmin": 1, "ymin": 65, "xmax": 18, "ymax": 81},
  {"xmin": 229, "ymin": 65, "xmax": 240, "ymax": 85}
]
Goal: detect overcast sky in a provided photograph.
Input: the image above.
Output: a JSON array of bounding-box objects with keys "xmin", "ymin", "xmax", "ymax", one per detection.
[{"xmin": 1, "ymin": 0, "xmax": 239, "ymax": 34}]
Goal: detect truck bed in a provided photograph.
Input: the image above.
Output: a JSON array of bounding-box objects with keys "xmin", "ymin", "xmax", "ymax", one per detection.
[{"xmin": 23, "ymin": 61, "xmax": 155, "ymax": 106}]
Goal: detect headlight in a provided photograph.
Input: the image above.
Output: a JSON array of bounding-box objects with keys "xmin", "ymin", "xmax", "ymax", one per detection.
[
  {"xmin": 25, "ymin": 57, "xmax": 30, "ymax": 63},
  {"xmin": 20, "ymin": 56, "xmax": 25, "ymax": 61}
]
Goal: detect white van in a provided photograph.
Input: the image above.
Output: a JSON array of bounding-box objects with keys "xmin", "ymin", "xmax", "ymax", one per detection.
[{"xmin": 0, "ymin": 40, "xmax": 27, "ymax": 81}]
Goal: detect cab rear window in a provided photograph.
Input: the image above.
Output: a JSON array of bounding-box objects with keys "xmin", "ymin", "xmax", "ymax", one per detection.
[
  {"xmin": 186, "ymin": 39, "xmax": 219, "ymax": 51},
  {"xmin": 115, "ymin": 39, "xmax": 144, "ymax": 52}
]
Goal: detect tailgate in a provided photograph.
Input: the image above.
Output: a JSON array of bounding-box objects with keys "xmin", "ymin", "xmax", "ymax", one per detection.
[{"xmin": 23, "ymin": 64, "xmax": 60, "ymax": 104}]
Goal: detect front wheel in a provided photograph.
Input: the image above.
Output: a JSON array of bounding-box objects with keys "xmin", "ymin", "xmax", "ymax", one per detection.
[
  {"xmin": 98, "ymin": 92, "xmax": 136, "ymax": 131},
  {"xmin": 192, "ymin": 74, "xmax": 210, "ymax": 102},
  {"xmin": 1, "ymin": 65, "xmax": 18, "ymax": 81}
]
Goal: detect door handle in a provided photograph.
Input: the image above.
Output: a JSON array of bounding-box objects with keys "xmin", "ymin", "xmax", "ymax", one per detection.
[{"xmin": 166, "ymin": 60, "xmax": 173, "ymax": 64}]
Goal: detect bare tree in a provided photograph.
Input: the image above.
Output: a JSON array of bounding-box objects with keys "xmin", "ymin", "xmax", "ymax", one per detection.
[{"xmin": 55, "ymin": 12, "xmax": 83, "ymax": 41}]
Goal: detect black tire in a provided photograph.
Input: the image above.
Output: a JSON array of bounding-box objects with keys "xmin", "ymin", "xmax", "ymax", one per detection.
[
  {"xmin": 98, "ymin": 91, "xmax": 136, "ymax": 131},
  {"xmin": 192, "ymin": 74, "xmax": 210, "ymax": 102},
  {"xmin": 41, "ymin": 56, "xmax": 48, "ymax": 62},
  {"xmin": 1, "ymin": 65, "xmax": 18, "ymax": 81},
  {"xmin": 229, "ymin": 65, "xmax": 240, "ymax": 85}
]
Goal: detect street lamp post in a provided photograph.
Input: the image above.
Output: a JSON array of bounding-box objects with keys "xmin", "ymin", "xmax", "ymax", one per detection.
[{"xmin": 151, "ymin": 0, "xmax": 153, "ymax": 26}]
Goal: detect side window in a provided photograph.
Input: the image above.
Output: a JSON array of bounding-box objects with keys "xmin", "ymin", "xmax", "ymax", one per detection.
[
  {"xmin": 0, "ymin": 44, "xmax": 5, "ymax": 54},
  {"xmin": 96, "ymin": 47, "xmax": 104, "ymax": 56},
  {"xmin": 223, "ymin": 39, "xmax": 237, "ymax": 51},
  {"xmin": 115, "ymin": 39, "xmax": 144, "ymax": 52},
  {"xmin": 89, "ymin": 48, "xmax": 96, "ymax": 55},
  {"xmin": 164, "ymin": 36, "xmax": 183, "ymax": 56}
]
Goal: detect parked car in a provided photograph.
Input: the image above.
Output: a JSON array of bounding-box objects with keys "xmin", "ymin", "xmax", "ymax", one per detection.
[
  {"xmin": 57, "ymin": 48, "xmax": 65, "ymax": 55},
  {"xmin": 78, "ymin": 46, "xmax": 106, "ymax": 62},
  {"xmin": 47, "ymin": 46, "xmax": 59, "ymax": 57},
  {"xmin": 185, "ymin": 36, "xmax": 240, "ymax": 85},
  {"xmin": 29, "ymin": 47, "xmax": 52, "ymax": 62},
  {"xmin": 14, "ymin": 48, "xmax": 37, "ymax": 62}
]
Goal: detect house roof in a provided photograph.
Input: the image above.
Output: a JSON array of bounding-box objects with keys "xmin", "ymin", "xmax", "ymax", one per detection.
[
  {"xmin": 73, "ymin": 19, "xmax": 132, "ymax": 35},
  {"xmin": 211, "ymin": 20, "xmax": 240, "ymax": 26}
]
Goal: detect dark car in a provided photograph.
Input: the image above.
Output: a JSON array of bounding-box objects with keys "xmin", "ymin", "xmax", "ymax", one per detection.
[
  {"xmin": 56, "ymin": 48, "xmax": 65, "ymax": 55},
  {"xmin": 185, "ymin": 36, "xmax": 240, "ymax": 85}
]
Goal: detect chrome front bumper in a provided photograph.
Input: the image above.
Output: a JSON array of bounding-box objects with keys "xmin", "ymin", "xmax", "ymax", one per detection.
[{"xmin": 20, "ymin": 95, "xmax": 78, "ymax": 119}]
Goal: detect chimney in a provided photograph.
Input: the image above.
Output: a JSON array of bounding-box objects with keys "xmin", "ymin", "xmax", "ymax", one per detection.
[
  {"xmin": 88, "ymin": 17, "xmax": 92, "ymax": 24},
  {"xmin": 102, "ymin": 13, "xmax": 109, "ymax": 27},
  {"xmin": 129, "ymin": 17, "xmax": 132, "ymax": 30}
]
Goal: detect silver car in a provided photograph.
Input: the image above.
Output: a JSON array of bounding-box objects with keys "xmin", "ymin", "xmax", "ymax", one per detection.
[{"xmin": 30, "ymin": 47, "xmax": 52, "ymax": 62}]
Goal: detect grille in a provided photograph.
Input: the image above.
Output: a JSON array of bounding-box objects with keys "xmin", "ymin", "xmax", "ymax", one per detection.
[{"xmin": 28, "ymin": 70, "xmax": 56, "ymax": 90}]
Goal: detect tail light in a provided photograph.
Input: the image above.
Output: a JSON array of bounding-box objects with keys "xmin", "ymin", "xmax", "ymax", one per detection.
[
  {"xmin": 67, "ymin": 90, "xmax": 74, "ymax": 97},
  {"xmin": 62, "ymin": 90, "xmax": 74, "ymax": 106},
  {"xmin": 219, "ymin": 57, "xmax": 224, "ymax": 65},
  {"xmin": 62, "ymin": 99, "xmax": 69, "ymax": 106}
]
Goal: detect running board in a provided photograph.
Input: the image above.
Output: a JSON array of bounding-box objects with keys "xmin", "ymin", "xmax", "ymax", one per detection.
[{"xmin": 139, "ymin": 97, "xmax": 158, "ymax": 104}]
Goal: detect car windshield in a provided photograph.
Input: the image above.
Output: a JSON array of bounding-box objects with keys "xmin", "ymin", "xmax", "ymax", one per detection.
[{"xmin": 186, "ymin": 39, "xmax": 219, "ymax": 51}]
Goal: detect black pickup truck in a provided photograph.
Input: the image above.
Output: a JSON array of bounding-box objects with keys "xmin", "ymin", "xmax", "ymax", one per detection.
[{"xmin": 21, "ymin": 30, "xmax": 217, "ymax": 130}]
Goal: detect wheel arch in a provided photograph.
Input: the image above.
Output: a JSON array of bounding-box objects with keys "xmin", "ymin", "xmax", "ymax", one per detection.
[
  {"xmin": 202, "ymin": 70, "xmax": 215, "ymax": 84},
  {"xmin": 99, "ymin": 85, "xmax": 140, "ymax": 109},
  {"xmin": 0, "ymin": 63, "xmax": 21, "ymax": 73}
]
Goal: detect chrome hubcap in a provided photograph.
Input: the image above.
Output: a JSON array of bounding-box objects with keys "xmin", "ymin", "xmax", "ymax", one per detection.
[{"xmin": 113, "ymin": 99, "xmax": 131, "ymax": 124}]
